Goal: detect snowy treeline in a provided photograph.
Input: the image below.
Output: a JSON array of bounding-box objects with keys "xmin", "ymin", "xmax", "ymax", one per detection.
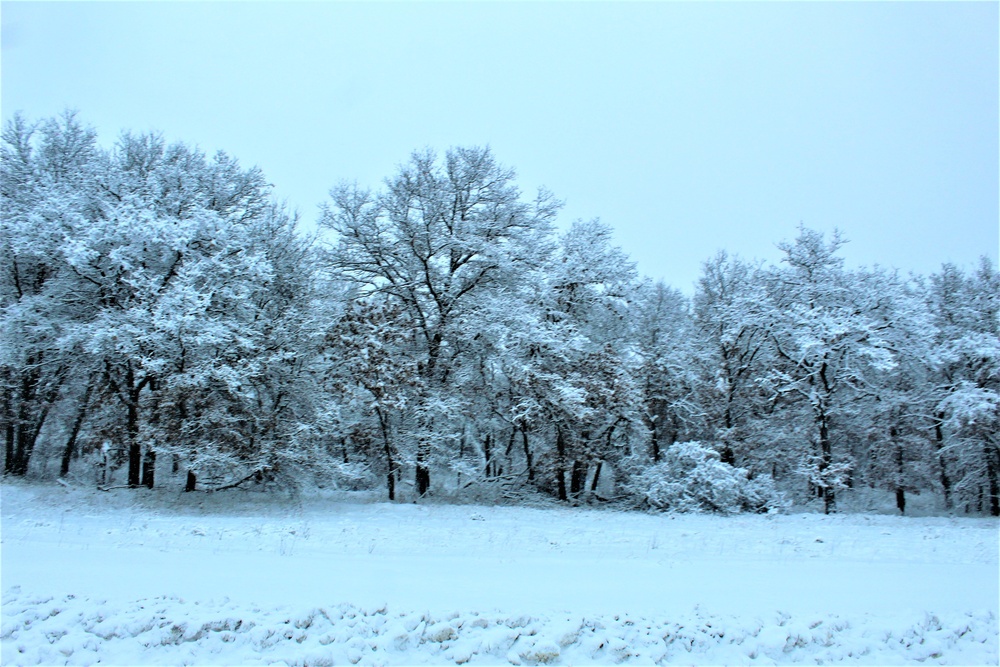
[{"xmin": 3, "ymin": 112, "xmax": 998, "ymax": 515}]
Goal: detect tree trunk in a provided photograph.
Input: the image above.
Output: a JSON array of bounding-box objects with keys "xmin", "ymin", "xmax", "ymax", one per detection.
[
  {"xmin": 720, "ymin": 445, "xmax": 736, "ymax": 466},
  {"xmin": 570, "ymin": 459, "xmax": 587, "ymax": 498},
  {"xmin": 127, "ymin": 398, "xmax": 141, "ymax": 487},
  {"xmin": 646, "ymin": 403, "xmax": 660, "ymax": 463},
  {"xmin": 112, "ymin": 364, "xmax": 150, "ymax": 489},
  {"xmin": 11, "ymin": 402, "xmax": 50, "ymax": 476},
  {"xmin": 9, "ymin": 372, "xmax": 51, "ymax": 476},
  {"xmin": 184, "ymin": 469, "xmax": 197, "ymax": 492},
  {"xmin": 934, "ymin": 414, "xmax": 952, "ymax": 510},
  {"xmin": 521, "ymin": 427, "xmax": 534, "ymax": 482},
  {"xmin": 819, "ymin": 410, "xmax": 835, "ymax": 515},
  {"xmin": 555, "ymin": 426, "xmax": 567, "ymax": 501},
  {"xmin": 590, "ymin": 460, "xmax": 603, "ymax": 493},
  {"xmin": 386, "ymin": 456, "xmax": 396, "ymax": 501},
  {"xmin": 60, "ymin": 383, "xmax": 92, "ymax": 478},
  {"xmin": 9, "ymin": 370, "xmax": 37, "ymax": 475},
  {"xmin": 415, "ymin": 443, "xmax": 430, "ymax": 496},
  {"xmin": 376, "ymin": 408, "xmax": 396, "ymax": 501},
  {"xmin": 141, "ymin": 449, "xmax": 156, "ymax": 489},
  {"xmin": 483, "ymin": 433, "xmax": 492, "ymax": 477},
  {"xmin": 985, "ymin": 443, "xmax": 999, "ymax": 517},
  {"xmin": 893, "ymin": 427, "xmax": 905, "ymax": 515},
  {"xmin": 3, "ymin": 389, "xmax": 14, "ymax": 474}
]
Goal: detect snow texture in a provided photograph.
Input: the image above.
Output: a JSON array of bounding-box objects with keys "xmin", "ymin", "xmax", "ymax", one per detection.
[{"xmin": 2, "ymin": 482, "xmax": 997, "ymax": 665}]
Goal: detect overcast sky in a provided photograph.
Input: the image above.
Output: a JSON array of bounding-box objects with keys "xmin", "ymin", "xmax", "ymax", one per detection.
[{"xmin": 2, "ymin": 2, "xmax": 997, "ymax": 292}]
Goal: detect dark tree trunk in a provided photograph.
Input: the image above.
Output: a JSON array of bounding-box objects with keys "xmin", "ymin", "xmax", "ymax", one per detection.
[
  {"xmin": 646, "ymin": 401, "xmax": 661, "ymax": 463},
  {"xmin": 720, "ymin": 392, "xmax": 735, "ymax": 465},
  {"xmin": 934, "ymin": 415, "xmax": 952, "ymax": 510},
  {"xmin": 893, "ymin": 427, "xmax": 905, "ymax": 515},
  {"xmin": 141, "ymin": 449, "xmax": 156, "ymax": 489},
  {"xmin": 521, "ymin": 427, "xmax": 534, "ymax": 482},
  {"xmin": 376, "ymin": 408, "xmax": 396, "ymax": 501},
  {"xmin": 985, "ymin": 443, "xmax": 999, "ymax": 517},
  {"xmin": 4, "ymin": 359, "xmax": 66, "ymax": 476},
  {"xmin": 3, "ymin": 427, "xmax": 13, "ymax": 474},
  {"xmin": 415, "ymin": 443, "xmax": 430, "ymax": 496},
  {"xmin": 590, "ymin": 460, "xmax": 603, "ymax": 493},
  {"xmin": 9, "ymin": 369, "xmax": 38, "ymax": 476},
  {"xmin": 818, "ymin": 410, "xmax": 835, "ymax": 515},
  {"xmin": 386, "ymin": 460, "xmax": 396, "ymax": 501},
  {"xmin": 3, "ymin": 389, "xmax": 14, "ymax": 474},
  {"xmin": 170, "ymin": 397, "xmax": 185, "ymax": 475},
  {"xmin": 60, "ymin": 383, "xmax": 92, "ymax": 478},
  {"xmin": 127, "ymin": 399, "xmax": 141, "ymax": 488},
  {"xmin": 109, "ymin": 363, "xmax": 150, "ymax": 489},
  {"xmin": 184, "ymin": 469, "xmax": 197, "ymax": 492},
  {"xmin": 497, "ymin": 428, "xmax": 516, "ymax": 478},
  {"xmin": 483, "ymin": 433, "xmax": 492, "ymax": 477},
  {"xmin": 570, "ymin": 459, "xmax": 586, "ymax": 498},
  {"xmin": 11, "ymin": 401, "xmax": 51, "ymax": 477},
  {"xmin": 720, "ymin": 445, "xmax": 736, "ymax": 466},
  {"xmin": 555, "ymin": 426, "xmax": 567, "ymax": 501}
]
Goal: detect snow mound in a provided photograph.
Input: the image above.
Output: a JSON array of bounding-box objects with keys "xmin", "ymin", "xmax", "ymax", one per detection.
[{"xmin": 3, "ymin": 589, "xmax": 996, "ymax": 666}]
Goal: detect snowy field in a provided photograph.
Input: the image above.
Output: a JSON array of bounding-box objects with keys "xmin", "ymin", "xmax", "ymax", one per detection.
[{"xmin": 2, "ymin": 482, "xmax": 997, "ymax": 666}]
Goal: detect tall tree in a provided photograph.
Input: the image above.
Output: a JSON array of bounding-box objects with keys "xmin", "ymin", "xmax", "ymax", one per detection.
[
  {"xmin": 692, "ymin": 252, "xmax": 773, "ymax": 468},
  {"xmin": 1, "ymin": 112, "xmax": 100, "ymax": 476},
  {"xmin": 322, "ymin": 146, "xmax": 559, "ymax": 495},
  {"xmin": 72, "ymin": 132, "xmax": 272, "ymax": 487},
  {"xmin": 928, "ymin": 259, "xmax": 1000, "ymax": 515},
  {"xmin": 324, "ymin": 296, "xmax": 421, "ymax": 500},
  {"xmin": 763, "ymin": 227, "xmax": 895, "ymax": 513},
  {"xmin": 631, "ymin": 280, "xmax": 701, "ymax": 463},
  {"xmin": 539, "ymin": 219, "xmax": 640, "ymax": 501}
]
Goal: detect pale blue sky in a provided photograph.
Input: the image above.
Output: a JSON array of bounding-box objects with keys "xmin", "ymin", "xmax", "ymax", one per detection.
[{"xmin": 2, "ymin": 2, "xmax": 997, "ymax": 291}]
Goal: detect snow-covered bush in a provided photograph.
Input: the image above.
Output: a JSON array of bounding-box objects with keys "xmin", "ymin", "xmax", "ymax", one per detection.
[{"xmin": 628, "ymin": 441, "xmax": 785, "ymax": 514}]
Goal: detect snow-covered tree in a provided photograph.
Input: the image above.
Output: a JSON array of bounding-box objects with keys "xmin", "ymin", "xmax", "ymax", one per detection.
[
  {"xmin": 67, "ymin": 131, "xmax": 277, "ymax": 487},
  {"xmin": 692, "ymin": 252, "xmax": 773, "ymax": 468},
  {"xmin": 1, "ymin": 112, "xmax": 101, "ymax": 477},
  {"xmin": 322, "ymin": 146, "xmax": 559, "ymax": 496},
  {"xmin": 763, "ymin": 227, "xmax": 895, "ymax": 513},
  {"xmin": 838, "ymin": 268, "xmax": 939, "ymax": 514},
  {"xmin": 536, "ymin": 219, "xmax": 640, "ymax": 501},
  {"xmin": 3, "ymin": 112, "xmax": 329, "ymax": 490},
  {"xmin": 632, "ymin": 280, "xmax": 702, "ymax": 462},
  {"xmin": 927, "ymin": 259, "xmax": 1000, "ymax": 515},
  {"xmin": 323, "ymin": 296, "xmax": 421, "ymax": 500}
]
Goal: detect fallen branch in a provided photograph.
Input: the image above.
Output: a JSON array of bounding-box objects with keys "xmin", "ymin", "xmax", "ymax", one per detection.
[
  {"xmin": 202, "ymin": 469, "xmax": 269, "ymax": 493},
  {"xmin": 461, "ymin": 469, "xmax": 529, "ymax": 490}
]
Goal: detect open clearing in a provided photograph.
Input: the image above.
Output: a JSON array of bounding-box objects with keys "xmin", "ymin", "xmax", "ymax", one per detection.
[{"xmin": 1, "ymin": 482, "xmax": 997, "ymax": 665}]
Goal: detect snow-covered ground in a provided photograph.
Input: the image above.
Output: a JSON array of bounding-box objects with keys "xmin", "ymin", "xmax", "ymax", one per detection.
[{"xmin": 2, "ymin": 482, "xmax": 997, "ymax": 665}]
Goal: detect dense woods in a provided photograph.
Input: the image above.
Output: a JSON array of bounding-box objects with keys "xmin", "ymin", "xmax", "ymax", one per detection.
[{"xmin": 3, "ymin": 112, "xmax": 998, "ymax": 515}]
